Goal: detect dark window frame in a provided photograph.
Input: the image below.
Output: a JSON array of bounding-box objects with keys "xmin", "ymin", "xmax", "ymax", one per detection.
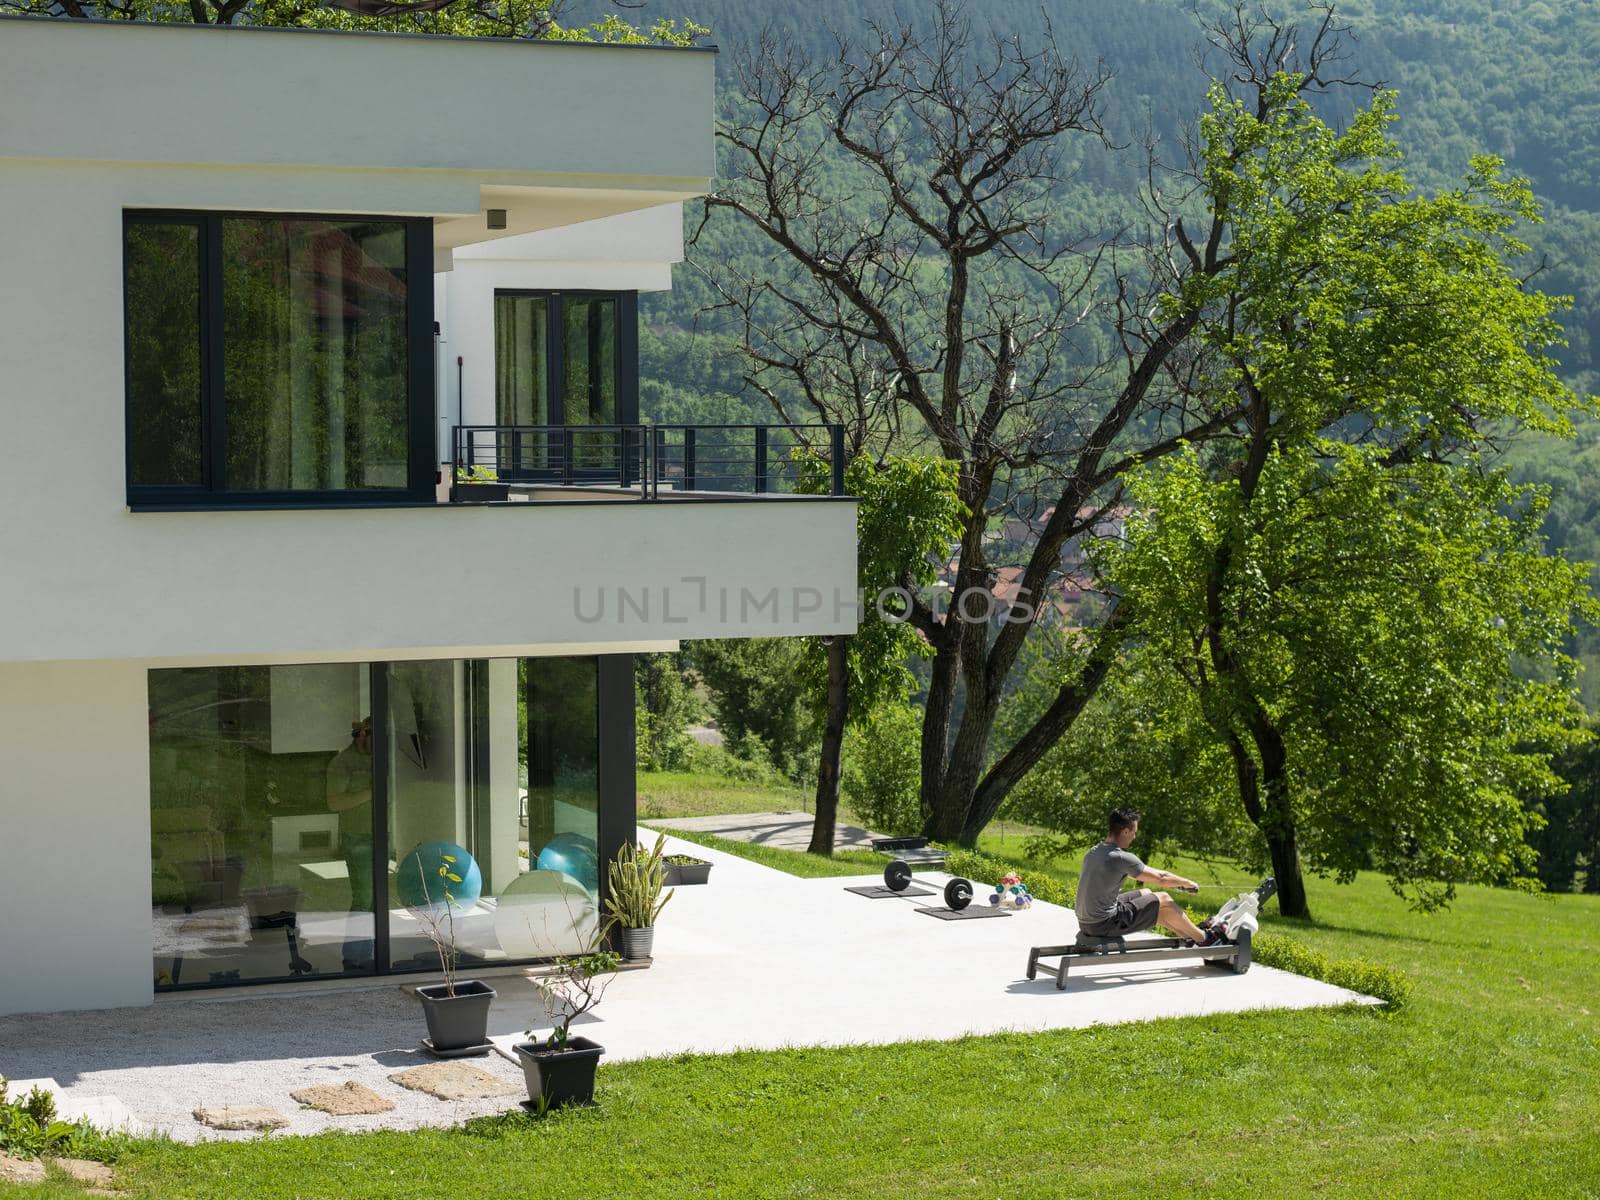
[
  {"xmin": 123, "ymin": 209, "xmax": 435, "ymax": 509},
  {"xmin": 492, "ymin": 288, "xmax": 639, "ymax": 429}
]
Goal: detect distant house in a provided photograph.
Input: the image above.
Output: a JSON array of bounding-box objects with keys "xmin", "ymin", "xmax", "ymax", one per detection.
[{"xmin": 0, "ymin": 18, "xmax": 858, "ymax": 1017}]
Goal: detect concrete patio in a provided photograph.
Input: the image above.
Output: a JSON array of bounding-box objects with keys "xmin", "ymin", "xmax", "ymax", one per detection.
[{"xmin": 0, "ymin": 831, "xmax": 1375, "ymax": 1141}]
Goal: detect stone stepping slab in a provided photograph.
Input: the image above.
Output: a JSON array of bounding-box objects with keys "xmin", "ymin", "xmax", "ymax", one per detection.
[
  {"xmin": 193, "ymin": 1104, "xmax": 290, "ymax": 1131},
  {"xmin": 290, "ymin": 1081, "xmax": 395, "ymax": 1116},
  {"xmin": 388, "ymin": 1062, "xmax": 520, "ymax": 1102}
]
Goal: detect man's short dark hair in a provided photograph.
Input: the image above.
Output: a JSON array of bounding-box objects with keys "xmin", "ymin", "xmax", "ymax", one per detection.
[{"xmin": 1109, "ymin": 807, "xmax": 1142, "ymax": 835}]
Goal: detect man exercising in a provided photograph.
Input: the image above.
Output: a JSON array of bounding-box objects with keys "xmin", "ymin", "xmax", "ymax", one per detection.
[{"xmin": 1074, "ymin": 807, "xmax": 1219, "ymax": 945}]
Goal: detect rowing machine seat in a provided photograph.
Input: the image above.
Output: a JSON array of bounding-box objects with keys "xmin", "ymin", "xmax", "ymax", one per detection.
[{"xmin": 1073, "ymin": 932, "xmax": 1126, "ymax": 952}]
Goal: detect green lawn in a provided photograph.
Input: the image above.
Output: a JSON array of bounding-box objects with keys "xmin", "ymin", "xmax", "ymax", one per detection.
[
  {"xmin": 635, "ymin": 769, "xmax": 814, "ymax": 822},
  {"xmin": 8, "ymin": 821, "xmax": 1599, "ymax": 1198}
]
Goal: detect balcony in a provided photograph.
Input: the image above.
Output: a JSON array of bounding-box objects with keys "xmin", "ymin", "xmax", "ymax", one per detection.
[{"xmin": 449, "ymin": 424, "xmax": 849, "ymax": 502}]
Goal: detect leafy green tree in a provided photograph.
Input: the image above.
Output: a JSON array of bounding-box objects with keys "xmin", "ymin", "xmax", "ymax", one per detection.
[
  {"xmin": 1108, "ymin": 451, "xmax": 1592, "ymax": 916},
  {"xmin": 1089, "ymin": 61, "xmax": 1597, "ymax": 914},
  {"xmin": 1526, "ymin": 722, "xmax": 1600, "ymax": 893},
  {"xmin": 634, "ymin": 651, "xmax": 701, "ymax": 772},
  {"xmin": 688, "ymin": 638, "xmax": 817, "ymax": 779},
  {"xmin": 840, "ymin": 700, "xmax": 924, "ymax": 837}
]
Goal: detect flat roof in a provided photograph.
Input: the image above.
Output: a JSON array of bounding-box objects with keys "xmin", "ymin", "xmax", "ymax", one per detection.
[{"xmin": 0, "ymin": 12, "xmax": 717, "ymax": 52}]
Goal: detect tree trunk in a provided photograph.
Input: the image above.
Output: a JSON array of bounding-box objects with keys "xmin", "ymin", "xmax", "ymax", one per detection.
[
  {"xmin": 918, "ymin": 637, "xmax": 961, "ymax": 838},
  {"xmin": 1251, "ymin": 715, "xmax": 1310, "ymax": 919},
  {"xmin": 808, "ymin": 635, "xmax": 850, "ymax": 856},
  {"xmin": 1262, "ymin": 818, "xmax": 1310, "ymax": 919},
  {"xmin": 1226, "ymin": 726, "xmax": 1309, "ymax": 917}
]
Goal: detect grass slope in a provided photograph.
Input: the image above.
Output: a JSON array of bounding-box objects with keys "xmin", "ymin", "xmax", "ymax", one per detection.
[
  {"xmin": 8, "ymin": 833, "xmax": 1598, "ymax": 1198},
  {"xmin": 636, "ymin": 769, "xmax": 813, "ymax": 822}
]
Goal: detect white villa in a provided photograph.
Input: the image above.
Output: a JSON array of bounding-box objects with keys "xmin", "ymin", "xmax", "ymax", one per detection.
[{"xmin": 0, "ymin": 17, "xmax": 857, "ymax": 1017}]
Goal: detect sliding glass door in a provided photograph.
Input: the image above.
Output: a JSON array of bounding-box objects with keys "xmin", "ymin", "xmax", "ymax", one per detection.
[
  {"xmin": 149, "ymin": 655, "xmax": 615, "ymax": 992},
  {"xmin": 492, "ymin": 290, "xmax": 637, "ymax": 481},
  {"xmin": 148, "ymin": 664, "xmax": 376, "ymax": 988}
]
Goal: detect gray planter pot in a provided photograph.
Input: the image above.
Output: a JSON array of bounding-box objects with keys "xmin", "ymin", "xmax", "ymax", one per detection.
[
  {"xmin": 620, "ymin": 926, "xmax": 654, "ymax": 961},
  {"xmin": 663, "ymin": 860, "xmax": 712, "ymax": 886},
  {"xmin": 415, "ymin": 979, "xmax": 495, "ymax": 1053},
  {"xmin": 514, "ymin": 1036, "xmax": 605, "ymax": 1109}
]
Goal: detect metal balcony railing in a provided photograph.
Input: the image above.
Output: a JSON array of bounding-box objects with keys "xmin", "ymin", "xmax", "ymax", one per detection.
[{"xmin": 451, "ymin": 423, "xmax": 847, "ymax": 500}]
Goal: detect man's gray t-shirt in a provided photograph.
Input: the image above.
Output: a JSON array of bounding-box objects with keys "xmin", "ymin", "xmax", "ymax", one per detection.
[{"xmin": 1074, "ymin": 841, "xmax": 1146, "ymax": 925}]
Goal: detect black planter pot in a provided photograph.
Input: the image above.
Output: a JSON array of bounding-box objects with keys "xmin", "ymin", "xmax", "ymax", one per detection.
[
  {"xmin": 514, "ymin": 1037, "xmax": 605, "ymax": 1109},
  {"xmin": 415, "ymin": 979, "xmax": 496, "ymax": 1053},
  {"xmin": 451, "ymin": 482, "xmax": 510, "ymax": 502},
  {"xmin": 663, "ymin": 859, "xmax": 712, "ymax": 886}
]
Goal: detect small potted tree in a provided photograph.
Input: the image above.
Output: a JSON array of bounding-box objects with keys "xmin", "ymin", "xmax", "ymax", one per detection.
[
  {"xmin": 513, "ymin": 948, "xmax": 621, "ymax": 1110},
  {"xmin": 411, "ymin": 850, "xmax": 495, "ymax": 1056},
  {"xmin": 604, "ymin": 833, "xmax": 672, "ymax": 961}
]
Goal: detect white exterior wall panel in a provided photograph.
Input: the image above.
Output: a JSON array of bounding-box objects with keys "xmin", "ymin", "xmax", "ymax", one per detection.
[{"xmin": 0, "ymin": 661, "xmax": 154, "ymax": 1016}]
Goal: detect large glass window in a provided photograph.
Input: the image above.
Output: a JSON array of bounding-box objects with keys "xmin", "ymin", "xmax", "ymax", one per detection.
[
  {"xmin": 150, "ymin": 656, "xmax": 608, "ymax": 992},
  {"xmin": 148, "ymin": 665, "xmax": 376, "ymax": 988},
  {"xmin": 123, "ymin": 211, "xmax": 429, "ymax": 505}
]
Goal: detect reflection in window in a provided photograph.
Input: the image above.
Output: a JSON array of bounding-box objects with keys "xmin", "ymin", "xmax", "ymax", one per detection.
[
  {"xmin": 561, "ymin": 296, "xmax": 617, "ymax": 428},
  {"xmin": 148, "ymin": 665, "xmax": 375, "ymax": 989},
  {"xmin": 224, "ymin": 219, "xmax": 411, "ymax": 491},
  {"xmin": 384, "ymin": 658, "xmax": 600, "ymax": 970},
  {"xmin": 494, "ymin": 294, "xmax": 549, "ymax": 427},
  {"xmin": 122, "ymin": 211, "xmax": 420, "ymax": 501},
  {"xmin": 149, "ymin": 655, "xmax": 606, "ymax": 991},
  {"xmin": 126, "ymin": 221, "xmax": 203, "ymax": 487}
]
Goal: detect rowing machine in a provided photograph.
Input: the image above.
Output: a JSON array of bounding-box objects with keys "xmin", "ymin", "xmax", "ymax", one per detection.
[
  {"xmin": 1025, "ymin": 927, "xmax": 1253, "ymax": 990},
  {"xmin": 1024, "ymin": 877, "xmax": 1277, "ymax": 990},
  {"xmin": 883, "ymin": 858, "xmax": 975, "ymax": 911}
]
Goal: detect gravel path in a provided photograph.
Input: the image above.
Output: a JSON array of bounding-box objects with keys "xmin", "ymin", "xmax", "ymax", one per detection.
[{"xmin": 0, "ymin": 982, "xmax": 539, "ymax": 1141}]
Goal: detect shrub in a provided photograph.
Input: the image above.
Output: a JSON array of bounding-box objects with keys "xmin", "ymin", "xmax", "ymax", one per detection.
[
  {"xmin": 841, "ymin": 702, "xmax": 923, "ymax": 836},
  {"xmin": 939, "ymin": 848, "xmax": 1072, "ymax": 908},
  {"xmin": 680, "ymin": 740, "xmax": 792, "ymax": 787},
  {"xmin": 0, "ymin": 1078, "xmax": 91, "ymax": 1161},
  {"xmin": 1253, "ymin": 933, "xmax": 1414, "ymax": 1010}
]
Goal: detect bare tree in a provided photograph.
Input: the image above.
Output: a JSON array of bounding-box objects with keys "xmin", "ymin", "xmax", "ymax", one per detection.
[{"xmin": 700, "ymin": 1, "xmax": 1369, "ymax": 845}]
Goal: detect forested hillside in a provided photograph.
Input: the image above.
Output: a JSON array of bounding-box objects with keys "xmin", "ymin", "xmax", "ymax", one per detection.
[{"xmin": 617, "ymin": 0, "xmax": 1600, "ymax": 699}]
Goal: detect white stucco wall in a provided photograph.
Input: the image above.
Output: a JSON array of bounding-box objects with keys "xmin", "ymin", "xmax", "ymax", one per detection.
[
  {"xmin": 439, "ymin": 204, "xmax": 684, "ymax": 437},
  {"xmin": 0, "ymin": 660, "xmax": 154, "ymax": 1016},
  {"xmin": 1, "ymin": 19, "xmax": 714, "ymax": 194},
  {"xmin": 0, "ymin": 144, "xmax": 857, "ymax": 670}
]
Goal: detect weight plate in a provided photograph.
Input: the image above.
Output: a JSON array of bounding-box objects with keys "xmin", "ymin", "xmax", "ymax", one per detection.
[
  {"xmin": 945, "ymin": 878, "xmax": 973, "ymax": 911},
  {"xmin": 884, "ymin": 859, "xmax": 913, "ymax": 892}
]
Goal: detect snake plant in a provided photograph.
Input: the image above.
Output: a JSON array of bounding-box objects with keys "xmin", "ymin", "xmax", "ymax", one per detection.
[{"xmin": 604, "ymin": 832, "xmax": 673, "ymax": 929}]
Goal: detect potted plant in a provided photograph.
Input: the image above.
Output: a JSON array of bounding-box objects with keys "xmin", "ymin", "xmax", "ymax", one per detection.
[
  {"xmin": 604, "ymin": 833, "xmax": 672, "ymax": 961},
  {"xmin": 450, "ymin": 463, "xmax": 509, "ymax": 502},
  {"xmin": 662, "ymin": 852, "xmax": 712, "ymax": 887},
  {"xmin": 513, "ymin": 948, "xmax": 620, "ymax": 1110},
  {"xmin": 410, "ymin": 850, "xmax": 495, "ymax": 1056}
]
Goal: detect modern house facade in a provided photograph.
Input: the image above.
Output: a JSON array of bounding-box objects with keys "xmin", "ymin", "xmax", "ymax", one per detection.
[{"xmin": 0, "ymin": 18, "xmax": 858, "ymax": 1017}]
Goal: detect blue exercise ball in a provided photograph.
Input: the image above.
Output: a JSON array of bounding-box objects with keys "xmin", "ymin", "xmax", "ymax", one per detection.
[
  {"xmin": 536, "ymin": 832, "xmax": 599, "ymax": 894},
  {"xmin": 395, "ymin": 840, "xmax": 482, "ymax": 913}
]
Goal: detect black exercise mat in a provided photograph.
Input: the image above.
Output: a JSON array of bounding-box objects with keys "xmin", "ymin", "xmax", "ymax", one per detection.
[
  {"xmin": 916, "ymin": 904, "xmax": 1011, "ymax": 921},
  {"xmin": 844, "ymin": 884, "xmax": 935, "ymax": 899}
]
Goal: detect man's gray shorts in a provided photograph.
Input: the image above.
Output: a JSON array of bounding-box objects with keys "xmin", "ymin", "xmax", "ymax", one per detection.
[{"xmin": 1080, "ymin": 890, "xmax": 1161, "ymax": 937}]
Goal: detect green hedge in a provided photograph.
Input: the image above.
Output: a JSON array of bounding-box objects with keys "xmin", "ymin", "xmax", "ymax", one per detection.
[
  {"xmin": 940, "ymin": 848, "xmax": 1073, "ymax": 908},
  {"xmin": 1252, "ymin": 932, "xmax": 1414, "ymax": 1010}
]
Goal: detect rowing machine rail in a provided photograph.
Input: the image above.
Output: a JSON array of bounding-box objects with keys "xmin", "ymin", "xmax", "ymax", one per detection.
[{"xmin": 1025, "ymin": 927, "xmax": 1254, "ymax": 991}]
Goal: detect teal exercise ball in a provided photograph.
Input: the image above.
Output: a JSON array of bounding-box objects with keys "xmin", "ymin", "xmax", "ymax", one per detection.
[
  {"xmin": 396, "ymin": 840, "xmax": 482, "ymax": 912},
  {"xmin": 536, "ymin": 833, "xmax": 598, "ymax": 894}
]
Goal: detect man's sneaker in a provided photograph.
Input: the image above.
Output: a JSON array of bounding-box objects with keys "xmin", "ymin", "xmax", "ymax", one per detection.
[{"xmin": 1200, "ymin": 926, "xmax": 1230, "ymax": 947}]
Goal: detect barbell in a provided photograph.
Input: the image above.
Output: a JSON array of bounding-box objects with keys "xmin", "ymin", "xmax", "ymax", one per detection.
[{"xmin": 882, "ymin": 858, "xmax": 975, "ymax": 910}]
